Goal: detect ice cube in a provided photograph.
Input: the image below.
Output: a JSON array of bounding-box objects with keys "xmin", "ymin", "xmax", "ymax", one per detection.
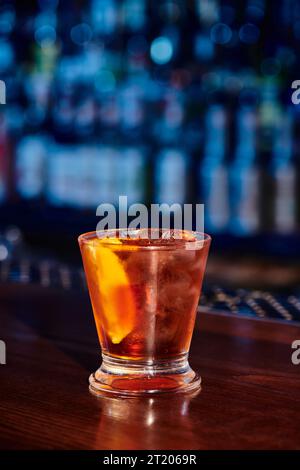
[{"xmin": 161, "ymin": 230, "xmax": 174, "ymax": 239}]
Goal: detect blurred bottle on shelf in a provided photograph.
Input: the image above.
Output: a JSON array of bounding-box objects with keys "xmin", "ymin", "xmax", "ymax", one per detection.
[
  {"xmin": 122, "ymin": 0, "xmax": 146, "ymax": 31},
  {"xmin": 91, "ymin": 0, "xmax": 118, "ymax": 37},
  {"xmin": 196, "ymin": 0, "xmax": 220, "ymax": 25},
  {"xmin": 153, "ymin": 83, "xmax": 189, "ymax": 207},
  {"xmin": 199, "ymin": 104, "xmax": 229, "ymax": 233},
  {"xmin": 117, "ymin": 146, "xmax": 147, "ymax": 206},
  {"xmin": 73, "ymin": 85, "xmax": 96, "ymax": 140},
  {"xmin": 257, "ymin": 79, "xmax": 280, "ymax": 230},
  {"xmin": 15, "ymin": 135, "xmax": 47, "ymax": 200},
  {"xmin": 271, "ymin": 108, "xmax": 297, "ymax": 234},
  {"xmin": 154, "ymin": 147, "xmax": 189, "ymax": 206},
  {"xmin": 229, "ymin": 105, "xmax": 260, "ymax": 235},
  {"xmin": 0, "ymin": 114, "xmax": 10, "ymax": 203},
  {"xmin": 51, "ymin": 69, "xmax": 75, "ymax": 143},
  {"xmin": 47, "ymin": 143, "xmax": 79, "ymax": 207}
]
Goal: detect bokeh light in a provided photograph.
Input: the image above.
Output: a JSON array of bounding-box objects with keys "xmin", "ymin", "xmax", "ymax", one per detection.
[
  {"xmin": 0, "ymin": 245, "xmax": 8, "ymax": 261},
  {"xmin": 70, "ymin": 23, "xmax": 93, "ymax": 46},
  {"xmin": 150, "ymin": 36, "xmax": 173, "ymax": 64},
  {"xmin": 0, "ymin": 40, "xmax": 14, "ymax": 71},
  {"xmin": 210, "ymin": 23, "xmax": 232, "ymax": 45},
  {"xmin": 35, "ymin": 25, "xmax": 56, "ymax": 47},
  {"xmin": 95, "ymin": 70, "xmax": 116, "ymax": 93}
]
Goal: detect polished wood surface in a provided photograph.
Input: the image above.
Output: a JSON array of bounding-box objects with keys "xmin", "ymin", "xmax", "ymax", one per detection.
[{"xmin": 0, "ymin": 284, "xmax": 299, "ymax": 450}]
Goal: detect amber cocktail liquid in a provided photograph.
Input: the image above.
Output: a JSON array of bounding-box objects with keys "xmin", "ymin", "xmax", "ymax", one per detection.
[{"xmin": 79, "ymin": 229, "xmax": 211, "ymax": 396}]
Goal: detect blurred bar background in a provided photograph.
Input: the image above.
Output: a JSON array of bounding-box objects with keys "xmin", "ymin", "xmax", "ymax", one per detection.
[{"xmin": 0, "ymin": 0, "xmax": 300, "ymax": 318}]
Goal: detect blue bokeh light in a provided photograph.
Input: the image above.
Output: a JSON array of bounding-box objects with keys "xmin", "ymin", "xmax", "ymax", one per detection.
[
  {"xmin": 35, "ymin": 25, "xmax": 56, "ymax": 47},
  {"xmin": 70, "ymin": 23, "xmax": 93, "ymax": 46},
  {"xmin": 95, "ymin": 70, "xmax": 116, "ymax": 93},
  {"xmin": 210, "ymin": 23, "xmax": 232, "ymax": 45},
  {"xmin": 150, "ymin": 36, "xmax": 173, "ymax": 64},
  {"xmin": 0, "ymin": 40, "xmax": 14, "ymax": 71}
]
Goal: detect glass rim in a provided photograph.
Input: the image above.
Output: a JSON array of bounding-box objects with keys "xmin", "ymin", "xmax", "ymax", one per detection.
[{"xmin": 78, "ymin": 228, "xmax": 211, "ymax": 251}]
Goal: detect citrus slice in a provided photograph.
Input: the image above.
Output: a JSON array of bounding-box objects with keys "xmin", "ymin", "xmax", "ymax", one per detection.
[{"xmin": 84, "ymin": 238, "xmax": 136, "ymax": 344}]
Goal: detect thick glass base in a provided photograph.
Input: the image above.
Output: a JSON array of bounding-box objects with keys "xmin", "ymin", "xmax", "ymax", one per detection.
[{"xmin": 89, "ymin": 353, "xmax": 201, "ymax": 397}]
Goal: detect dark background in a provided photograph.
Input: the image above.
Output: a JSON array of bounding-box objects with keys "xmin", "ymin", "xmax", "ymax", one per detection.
[{"xmin": 0, "ymin": 0, "xmax": 300, "ymax": 287}]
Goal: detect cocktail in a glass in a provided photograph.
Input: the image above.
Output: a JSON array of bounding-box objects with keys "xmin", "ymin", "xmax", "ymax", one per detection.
[{"xmin": 79, "ymin": 228, "xmax": 211, "ymax": 396}]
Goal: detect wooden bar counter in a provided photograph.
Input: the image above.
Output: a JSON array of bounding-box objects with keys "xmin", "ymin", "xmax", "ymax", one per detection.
[{"xmin": 0, "ymin": 285, "xmax": 299, "ymax": 450}]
